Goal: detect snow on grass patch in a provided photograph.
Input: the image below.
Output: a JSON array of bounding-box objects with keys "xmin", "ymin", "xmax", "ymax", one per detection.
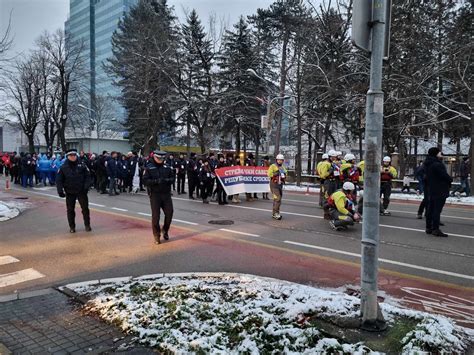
[
  {"xmin": 390, "ymin": 193, "xmax": 474, "ymax": 206},
  {"xmin": 0, "ymin": 201, "xmax": 20, "ymax": 221},
  {"xmin": 70, "ymin": 274, "xmax": 472, "ymax": 354}
]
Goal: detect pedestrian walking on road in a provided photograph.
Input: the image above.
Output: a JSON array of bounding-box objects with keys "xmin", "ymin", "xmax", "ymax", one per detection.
[
  {"xmin": 106, "ymin": 151, "xmax": 120, "ymax": 196},
  {"xmin": 424, "ymin": 147, "xmax": 452, "ymax": 237},
  {"xmin": 143, "ymin": 150, "xmax": 175, "ymax": 244},
  {"xmin": 175, "ymin": 153, "xmax": 187, "ymax": 195},
  {"xmin": 268, "ymin": 154, "xmax": 287, "ymax": 220},
  {"xmin": 56, "ymin": 149, "xmax": 92, "ymax": 234},
  {"xmin": 380, "ymin": 156, "xmax": 397, "ymax": 215}
]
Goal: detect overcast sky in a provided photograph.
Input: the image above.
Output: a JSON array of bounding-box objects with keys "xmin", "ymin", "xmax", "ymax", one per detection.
[{"xmin": 0, "ymin": 0, "xmax": 275, "ymax": 57}]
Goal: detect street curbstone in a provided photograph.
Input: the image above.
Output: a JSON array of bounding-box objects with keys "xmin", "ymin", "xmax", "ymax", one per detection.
[
  {"xmin": 99, "ymin": 276, "xmax": 132, "ymax": 284},
  {"xmin": 132, "ymin": 273, "xmax": 165, "ymax": 280},
  {"xmin": 0, "ymin": 294, "xmax": 18, "ymax": 303},
  {"xmin": 64, "ymin": 280, "xmax": 100, "ymax": 289},
  {"xmin": 0, "ymin": 342, "xmax": 12, "ymax": 355},
  {"xmin": 17, "ymin": 288, "xmax": 55, "ymax": 300}
]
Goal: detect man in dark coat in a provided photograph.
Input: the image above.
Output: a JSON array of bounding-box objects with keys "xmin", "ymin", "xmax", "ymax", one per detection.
[
  {"xmin": 187, "ymin": 152, "xmax": 199, "ymax": 199},
  {"xmin": 424, "ymin": 147, "xmax": 452, "ymax": 237},
  {"xmin": 175, "ymin": 153, "xmax": 187, "ymax": 195},
  {"xmin": 106, "ymin": 151, "xmax": 120, "ymax": 196},
  {"xmin": 56, "ymin": 149, "xmax": 92, "ymax": 233},
  {"xmin": 143, "ymin": 150, "xmax": 175, "ymax": 244}
]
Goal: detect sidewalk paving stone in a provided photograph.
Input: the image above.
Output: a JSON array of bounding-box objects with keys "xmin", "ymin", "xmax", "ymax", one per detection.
[{"xmin": 0, "ymin": 289, "xmax": 155, "ymax": 353}]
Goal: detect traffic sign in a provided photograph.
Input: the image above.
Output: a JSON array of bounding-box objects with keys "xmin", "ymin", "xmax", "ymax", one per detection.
[{"xmin": 352, "ymin": 0, "xmax": 391, "ymax": 59}]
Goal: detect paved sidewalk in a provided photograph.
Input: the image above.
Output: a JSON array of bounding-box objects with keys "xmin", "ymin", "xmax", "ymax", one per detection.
[{"xmin": 0, "ymin": 289, "xmax": 154, "ymax": 354}]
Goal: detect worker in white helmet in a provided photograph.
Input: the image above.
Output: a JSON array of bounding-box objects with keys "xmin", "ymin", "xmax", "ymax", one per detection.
[
  {"xmin": 267, "ymin": 154, "xmax": 287, "ymax": 220},
  {"xmin": 380, "ymin": 156, "xmax": 398, "ymax": 215},
  {"xmin": 326, "ymin": 181, "xmax": 361, "ymax": 231},
  {"xmin": 316, "ymin": 153, "xmax": 330, "ymax": 207},
  {"xmin": 321, "ymin": 150, "xmax": 340, "ymax": 219}
]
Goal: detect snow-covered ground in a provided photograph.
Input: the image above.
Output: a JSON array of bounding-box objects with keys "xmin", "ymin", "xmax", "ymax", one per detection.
[
  {"xmin": 0, "ymin": 199, "xmax": 32, "ymax": 221},
  {"xmin": 0, "ymin": 201, "xmax": 20, "ymax": 221},
  {"xmin": 284, "ymin": 184, "xmax": 474, "ymax": 206},
  {"xmin": 68, "ymin": 274, "xmax": 472, "ymax": 354}
]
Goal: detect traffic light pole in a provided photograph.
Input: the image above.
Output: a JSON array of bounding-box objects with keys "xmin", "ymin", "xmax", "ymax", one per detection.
[{"xmin": 360, "ymin": 0, "xmax": 387, "ymax": 330}]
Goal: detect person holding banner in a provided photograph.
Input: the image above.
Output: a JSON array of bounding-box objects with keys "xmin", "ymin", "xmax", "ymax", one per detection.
[
  {"xmin": 261, "ymin": 156, "xmax": 270, "ymax": 200},
  {"xmin": 267, "ymin": 154, "xmax": 287, "ymax": 220},
  {"xmin": 216, "ymin": 154, "xmax": 228, "ymax": 205}
]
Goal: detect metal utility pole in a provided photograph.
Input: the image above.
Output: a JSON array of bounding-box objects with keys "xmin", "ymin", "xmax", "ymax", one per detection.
[{"xmin": 359, "ymin": 0, "xmax": 388, "ymax": 330}]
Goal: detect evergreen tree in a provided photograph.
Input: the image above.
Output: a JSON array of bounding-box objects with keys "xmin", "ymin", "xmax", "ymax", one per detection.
[
  {"xmin": 108, "ymin": 0, "xmax": 178, "ymax": 153},
  {"xmin": 177, "ymin": 9, "xmax": 216, "ymax": 153},
  {"xmin": 217, "ymin": 16, "xmax": 262, "ymax": 154}
]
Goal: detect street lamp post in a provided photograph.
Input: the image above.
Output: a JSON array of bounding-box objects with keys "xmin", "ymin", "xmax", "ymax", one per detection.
[
  {"xmin": 77, "ymin": 104, "xmax": 98, "ymax": 139},
  {"xmin": 247, "ymin": 68, "xmax": 292, "ymax": 156}
]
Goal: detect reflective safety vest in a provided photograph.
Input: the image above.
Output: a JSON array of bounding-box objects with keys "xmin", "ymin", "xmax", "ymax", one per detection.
[
  {"xmin": 327, "ymin": 190, "xmax": 354, "ymax": 215},
  {"xmin": 381, "ymin": 165, "xmax": 397, "ymax": 182}
]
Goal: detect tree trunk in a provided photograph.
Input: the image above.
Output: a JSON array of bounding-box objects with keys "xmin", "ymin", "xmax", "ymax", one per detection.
[
  {"xmin": 235, "ymin": 120, "xmax": 241, "ymax": 155},
  {"xmin": 307, "ymin": 134, "xmax": 312, "ymax": 174},
  {"xmin": 27, "ymin": 134, "xmax": 35, "ymax": 154},
  {"xmin": 274, "ymin": 31, "xmax": 289, "ymax": 155},
  {"xmin": 186, "ymin": 112, "xmax": 191, "ymax": 155},
  {"xmin": 198, "ymin": 127, "xmax": 206, "ymax": 154},
  {"xmin": 414, "ymin": 138, "xmax": 418, "ymax": 171},
  {"xmin": 59, "ymin": 119, "xmax": 67, "ymax": 152}
]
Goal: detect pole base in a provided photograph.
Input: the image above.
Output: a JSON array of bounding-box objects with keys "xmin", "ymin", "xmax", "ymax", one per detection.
[{"xmin": 360, "ymin": 319, "xmax": 387, "ymax": 332}]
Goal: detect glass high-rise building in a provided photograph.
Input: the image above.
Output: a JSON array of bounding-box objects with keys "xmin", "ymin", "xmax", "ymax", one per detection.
[{"xmin": 65, "ymin": 0, "xmax": 138, "ymax": 128}]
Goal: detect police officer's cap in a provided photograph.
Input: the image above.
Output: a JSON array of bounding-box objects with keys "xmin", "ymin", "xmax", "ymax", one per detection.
[
  {"xmin": 65, "ymin": 149, "xmax": 78, "ymax": 156},
  {"xmin": 153, "ymin": 150, "xmax": 167, "ymax": 158}
]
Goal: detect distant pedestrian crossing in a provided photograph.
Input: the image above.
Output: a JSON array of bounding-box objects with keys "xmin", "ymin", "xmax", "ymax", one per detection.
[{"xmin": 0, "ymin": 255, "xmax": 44, "ymax": 288}]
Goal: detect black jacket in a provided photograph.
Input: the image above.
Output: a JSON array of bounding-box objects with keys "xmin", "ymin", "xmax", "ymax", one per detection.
[
  {"xmin": 142, "ymin": 161, "xmax": 175, "ymax": 194},
  {"xmin": 424, "ymin": 155, "xmax": 452, "ymax": 199},
  {"xmin": 106, "ymin": 157, "xmax": 120, "ymax": 178},
  {"xmin": 21, "ymin": 156, "xmax": 36, "ymax": 175},
  {"xmin": 56, "ymin": 160, "xmax": 91, "ymax": 195},
  {"xmin": 175, "ymin": 158, "xmax": 187, "ymax": 176}
]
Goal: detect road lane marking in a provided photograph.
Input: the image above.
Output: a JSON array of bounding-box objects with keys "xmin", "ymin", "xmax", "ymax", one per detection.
[
  {"xmin": 379, "ymin": 224, "xmax": 474, "ymax": 240},
  {"xmin": 284, "ymin": 199, "xmax": 473, "ymax": 221},
  {"xmin": 219, "ymin": 229, "xmax": 260, "ymax": 237},
  {"xmin": 89, "ymin": 203, "xmax": 105, "ymax": 207},
  {"xmin": 284, "ymin": 241, "xmax": 474, "ymax": 280},
  {"xmin": 0, "ymin": 256, "xmax": 20, "ymax": 266},
  {"xmin": 224, "ymin": 204, "xmax": 321, "ymax": 219},
  {"xmin": 174, "ymin": 219, "xmax": 199, "ymax": 226},
  {"xmin": 385, "ymin": 210, "xmax": 474, "ymax": 221},
  {"xmin": 111, "ymin": 207, "xmax": 128, "ymax": 212},
  {"xmin": 136, "ymin": 213, "xmax": 199, "ymax": 226},
  {"xmin": 17, "ymin": 189, "xmax": 474, "ymax": 239},
  {"xmin": 0, "ymin": 268, "xmax": 45, "ymax": 288},
  {"xmin": 83, "ymin": 207, "xmax": 474, "ymax": 290}
]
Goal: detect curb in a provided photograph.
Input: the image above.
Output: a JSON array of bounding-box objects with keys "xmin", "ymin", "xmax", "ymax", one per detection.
[
  {"xmin": 0, "ymin": 342, "xmax": 12, "ymax": 355},
  {"xmin": 58, "ymin": 272, "xmax": 298, "ymax": 302},
  {"xmin": 0, "ymin": 288, "xmax": 55, "ymax": 303}
]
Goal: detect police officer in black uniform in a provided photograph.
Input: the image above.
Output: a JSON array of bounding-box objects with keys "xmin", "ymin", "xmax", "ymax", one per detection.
[
  {"xmin": 56, "ymin": 149, "xmax": 92, "ymax": 233},
  {"xmin": 143, "ymin": 150, "xmax": 175, "ymax": 244}
]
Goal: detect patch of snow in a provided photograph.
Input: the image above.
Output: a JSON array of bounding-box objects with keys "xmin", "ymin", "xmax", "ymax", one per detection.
[
  {"xmin": 0, "ymin": 201, "xmax": 20, "ymax": 221},
  {"xmin": 70, "ymin": 274, "xmax": 472, "ymax": 354}
]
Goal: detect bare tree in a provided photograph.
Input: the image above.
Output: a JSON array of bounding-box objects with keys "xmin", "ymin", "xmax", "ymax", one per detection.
[
  {"xmin": 34, "ymin": 49, "xmax": 61, "ymax": 154},
  {"xmin": 38, "ymin": 29, "xmax": 86, "ymax": 151},
  {"xmin": 7, "ymin": 55, "xmax": 43, "ymax": 153}
]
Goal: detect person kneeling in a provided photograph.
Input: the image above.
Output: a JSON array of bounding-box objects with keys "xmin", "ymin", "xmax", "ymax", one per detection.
[{"xmin": 326, "ymin": 182, "xmax": 360, "ymax": 231}]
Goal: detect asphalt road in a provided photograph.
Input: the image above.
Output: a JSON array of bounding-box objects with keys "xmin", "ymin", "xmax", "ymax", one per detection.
[{"xmin": 1, "ymin": 180, "xmax": 473, "ymax": 325}]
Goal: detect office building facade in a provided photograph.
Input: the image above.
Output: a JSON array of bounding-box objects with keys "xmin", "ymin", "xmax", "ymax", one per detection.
[{"xmin": 65, "ymin": 0, "xmax": 138, "ymax": 127}]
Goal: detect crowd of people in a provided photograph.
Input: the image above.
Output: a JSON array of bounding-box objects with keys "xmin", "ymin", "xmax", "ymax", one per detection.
[{"xmin": 0, "ymin": 147, "xmax": 470, "ymax": 241}]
